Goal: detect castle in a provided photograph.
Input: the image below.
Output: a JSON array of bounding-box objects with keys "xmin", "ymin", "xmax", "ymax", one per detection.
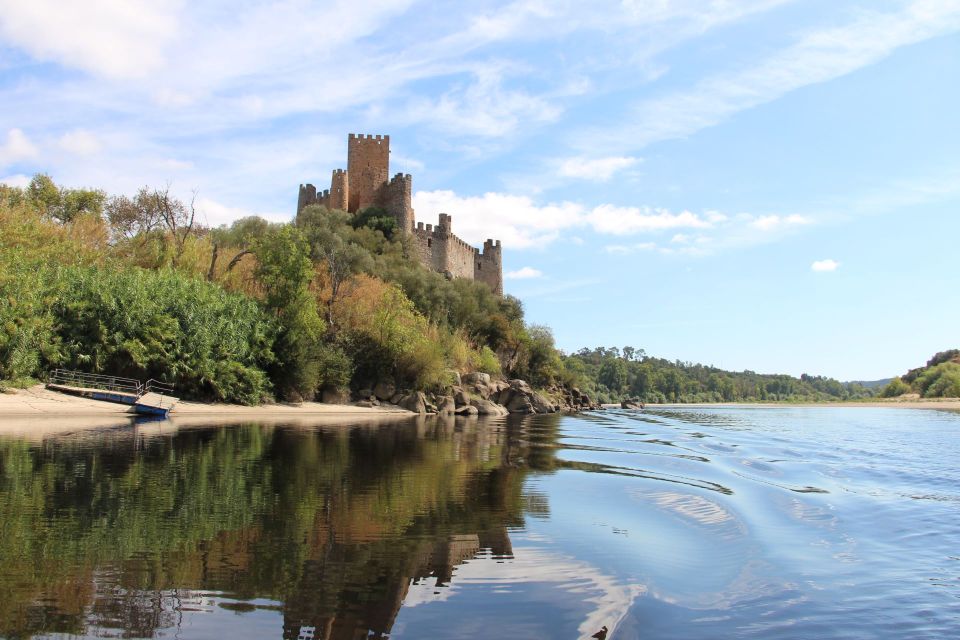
[{"xmin": 297, "ymin": 134, "xmax": 503, "ymax": 295}]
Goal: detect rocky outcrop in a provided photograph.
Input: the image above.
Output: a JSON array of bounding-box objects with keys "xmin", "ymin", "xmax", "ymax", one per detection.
[
  {"xmin": 436, "ymin": 395, "xmax": 455, "ymax": 414},
  {"xmin": 621, "ymin": 398, "xmax": 645, "ymax": 409},
  {"xmin": 321, "ymin": 388, "xmax": 350, "ymax": 404},
  {"xmin": 400, "ymin": 391, "xmax": 427, "ymax": 414},
  {"xmin": 469, "ymin": 398, "xmax": 509, "ymax": 416},
  {"xmin": 490, "ymin": 379, "xmax": 558, "ymax": 415},
  {"xmin": 544, "ymin": 384, "xmax": 601, "ymax": 412},
  {"xmin": 347, "ymin": 375, "xmax": 595, "ymax": 415},
  {"xmin": 373, "ymin": 381, "xmax": 396, "ymax": 401}
]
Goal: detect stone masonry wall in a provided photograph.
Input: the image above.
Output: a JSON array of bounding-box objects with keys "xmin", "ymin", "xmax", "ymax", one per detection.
[
  {"xmin": 329, "ymin": 169, "xmax": 348, "ymax": 211},
  {"xmin": 386, "ymin": 173, "xmax": 414, "ymax": 233},
  {"xmin": 411, "ymin": 215, "xmax": 487, "ymax": 283},
  {"xmin": 475, "ymin": 240, "xmax": 503, "ymax": 296},
  {"xmin": 347, "ymin": 134, "xmax": 389, "ymax": 212},
  {"xmin": 298, "ymin": 133, "xmax": 503, "ymax": 295}
]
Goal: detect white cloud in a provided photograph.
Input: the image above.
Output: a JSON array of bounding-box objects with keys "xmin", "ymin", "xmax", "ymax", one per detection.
[
  {"xmin": 415, "ymin": 187, "xmax": 821, "ymax": 254},
  {"xmin": 0, "ymin": 174, "xmax": 30, "ymax": 188},
  {"xmin": 413, "ymin": 189, "xmax": 583, "ymax": 249},
  {"xmin": 559, "ymin": 156, "xmax": 640, "ymax": 181},
  {"xmin": 158, "ymin": 158, "xmax": 194, "ymax": 172},
  {"xmin": 506, "ymin": 266, "xmax": 543, "ymax": 279},
  {"xmin": 588, "ymin": 205, "xmax": 712, "ymax": 235},
  {"xmin": 749, "ymin": 214, "xmax": 811, "ymax": 231},
  {"xmin": 0, "ymin": 0, "xmax": 181, "ymax": 79},
  {"xmin": 0, "ymin": 128, "xmax": 39, "ymax": 167},
  {"xmin": 59, "ymin": 130, "xmax": 101, "ymax": 155},
  {"xmin": 195, "ymin": 197, "xmax": 288, "ymax": 228},
  {"xmin": 605, "ymin": 242, "xmax": 657, "ymax": 254},
  {"xmin": 811, "ymin": 258, "xmax": 840, "ymax": 272},
  {"xmin": 585, "ymin": 1, "xmax": 960, "ymax": 152}
]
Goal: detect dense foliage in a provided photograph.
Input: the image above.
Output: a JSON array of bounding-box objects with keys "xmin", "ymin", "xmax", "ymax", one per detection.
[
  {"xmin": 557, "ymin": 347, "xmax": 876, "ymax": 404},
  {"xmin": 1, "ymin": 174, "xmax": 921, "ymax": 406},
  {"xmin": 881, "ymin": 350, "xmax": 960, "ymax": 398},
  {"xmin": 0, "ymin": 178, "xmax": 539, "ymax": 402}
]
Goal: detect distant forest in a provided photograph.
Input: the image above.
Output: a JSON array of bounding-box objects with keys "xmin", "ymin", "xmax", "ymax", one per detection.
[{"xmin": 559, "ymin": 347, "xmax": 877, "ymax": 404}]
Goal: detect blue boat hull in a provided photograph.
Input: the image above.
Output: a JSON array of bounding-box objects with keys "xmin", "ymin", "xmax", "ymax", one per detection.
[{"xmin": 134, "ymin": 404, "xmax": 171, "ymax": 417}]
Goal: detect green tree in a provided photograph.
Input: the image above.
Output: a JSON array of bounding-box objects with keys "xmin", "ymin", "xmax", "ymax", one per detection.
[
  {"xmin": 598, "ymin": 357, "xmax": 628, "ymax": 394},
  {"xmin": 253, "ymin": 225, "xmax": 326, "ymax": 400}
]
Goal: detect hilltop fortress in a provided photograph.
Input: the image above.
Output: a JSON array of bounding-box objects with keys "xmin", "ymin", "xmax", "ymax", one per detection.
[{"xmin": 297, "ymin": 134, "xmax": 503, "ymax": 295}]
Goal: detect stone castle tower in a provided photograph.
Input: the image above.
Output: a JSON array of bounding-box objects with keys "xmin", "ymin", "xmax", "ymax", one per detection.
[{"xmin": 297, "ymin": 134, "xmax": 503, "ymax": 295}]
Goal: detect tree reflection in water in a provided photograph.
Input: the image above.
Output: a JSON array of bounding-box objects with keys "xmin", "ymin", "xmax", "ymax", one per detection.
[{"xmin": 0, "ymin": 414, "xmax": 561, "ymax": 639}]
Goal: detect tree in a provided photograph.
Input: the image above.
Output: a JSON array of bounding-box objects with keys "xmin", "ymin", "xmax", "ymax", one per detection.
[
  {"xmin": 296, "ymin": 205, "xmax": 372, "ymax": 329},
  {"xmin": 105, "ymin": 185, "xmax": 198, "ymax": 265},
  {"xmin": 27, "ymin": 173, "xmax": 106, "ymax": 223},
  {"xmin": 253, "ymin": 225, "xmax": 326, "ymax": 400},
  {"xmin": 880, "ymin": 377, "xmax": 911, "ymax": 398},
  {"xmin": 351, "ymin": 206, "xmax": 398, "ymax": 239},
  {"xmin": 598, "ymin": 357, "xmax": 627, "ymax": 394}
]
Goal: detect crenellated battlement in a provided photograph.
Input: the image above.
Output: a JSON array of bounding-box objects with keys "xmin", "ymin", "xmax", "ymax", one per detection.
[{"xmin": 296, "ymin": 133, "xmax": 502, "ymax": 295}]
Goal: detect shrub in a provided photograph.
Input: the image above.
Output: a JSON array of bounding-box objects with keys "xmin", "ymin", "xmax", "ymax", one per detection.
[
  {"xmin": 917, "ymin": 363, "xmax": 960, "ymax": 398},
  {"xmin": 880, "ymin": 377, "xmax": 912, "ymax": 398}
]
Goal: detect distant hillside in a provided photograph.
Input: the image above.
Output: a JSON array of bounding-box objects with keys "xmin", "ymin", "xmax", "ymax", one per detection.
[
  {"xmin": 880, "ymin": 350, "xmax": 960, "ymax": 398},
  {"xmin": 560, "ymin": 347, "xmax": 877, "ymax": 404},
  {"xmin": 847, "ymin": 378, "xmax": 893, "ymax": 389}
]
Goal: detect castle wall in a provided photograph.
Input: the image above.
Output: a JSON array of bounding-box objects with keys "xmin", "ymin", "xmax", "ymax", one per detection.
[
  {"xmin": 412, "ymin": 224, "xmax": 439, "ymax": 272},
  {"xmin": 297, "ymin": 183, "xmax": 317, "ymax": 213},
  {"xmin": 386, "ymin": 173, "xmax": 414, "ymax": 233},
  {"xmin": 411, "ymin": 216, "xmax": 495, "ymax": 288},
  {"xmin": 299, "ymin": 133, "xmax": 503, "ymax": 295},
  {"xmin": 347, "ymin": 134, "xmax": 389, "ymax": 212},
  {"xmin": 475, "ymin": 239, "xmax": 503, "ymax": 296},
  {"xmin": 329, "ymin": 169, "xmax": 348, "ymax": 211}
]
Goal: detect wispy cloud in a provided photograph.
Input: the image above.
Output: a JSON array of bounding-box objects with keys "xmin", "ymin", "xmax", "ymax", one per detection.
[
  {"xmin": 749, "ymin": 214, "xmax": 811, "ymax": 231},
  {"xmin": 588, "ymin": 206, "xmax": 712, "ymax": 235},
  {"xmin": 0, "ymin": 173, "xmax": 30, "ymax": 188},
  {"xmin": 58, "ymin": 130, "xmax": 101, "ymax": 156},
  {"xmin": 0, "ymin": 0, "xmax": 181, "ymax": 79},
  {"xmin": 581, "ymin": 1, "xmax": 960, "ymax": 153},
  {"xmin": 559, "ymin": 156, "xmax": 640, "ymax": 181},
  {"xmin": 0, "ymin": 128, "xmax": 38, "ymax": 167},
  {"xmin": 415, "ymin": 188, "xmax": 820, "ymax": 255},
  {"xmin": 506, "ymin": 266, "xmax": 543, "ymax": 279}
]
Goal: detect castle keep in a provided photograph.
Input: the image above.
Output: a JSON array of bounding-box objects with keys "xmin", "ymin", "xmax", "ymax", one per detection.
[{"xmin": 297, "ymin": 134, "xmax": 503, "ymax": 295}]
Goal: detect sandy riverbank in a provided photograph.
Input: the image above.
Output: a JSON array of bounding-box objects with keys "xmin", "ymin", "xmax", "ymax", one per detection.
[{"xmin": 0, "ymin": 385, "xmax": 416, "ymax": 436}]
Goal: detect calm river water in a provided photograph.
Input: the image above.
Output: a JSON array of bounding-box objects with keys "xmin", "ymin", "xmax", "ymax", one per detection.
[{"xmin": 1, "ymin": 407, "xmax": 959, "ymax": 639}]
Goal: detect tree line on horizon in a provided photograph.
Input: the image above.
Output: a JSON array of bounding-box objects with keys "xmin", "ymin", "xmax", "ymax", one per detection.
[
  {"xmin": 556, "ymin": 346, "xmax": 878, "ymax": 404},
  {"xmin": 3, "ymin": 174, "xmax": 951, "ymax": 405}
]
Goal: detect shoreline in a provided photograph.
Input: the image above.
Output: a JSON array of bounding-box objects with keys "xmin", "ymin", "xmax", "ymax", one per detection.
[{"xmin": 0, "ymin": 385, "xmax": 416, "ymax": 436}]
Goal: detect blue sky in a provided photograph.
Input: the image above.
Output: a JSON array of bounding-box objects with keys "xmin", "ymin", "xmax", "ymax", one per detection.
[{"xmin": 1, "ymin": 0, "xmax": 958, "ymax": 381}]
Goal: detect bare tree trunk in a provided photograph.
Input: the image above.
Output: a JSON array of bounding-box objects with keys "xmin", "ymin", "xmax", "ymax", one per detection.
[{"xmin": 207, "ymin": 243, "xmax": 219, "ymax": 281}]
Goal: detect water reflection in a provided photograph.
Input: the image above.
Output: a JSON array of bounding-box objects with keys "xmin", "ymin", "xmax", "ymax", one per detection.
[
  {"xmin": 0, "ymin": 416, "xmax": 550, "ymax": 639},
  {"xmin": 3, "ymin": 407, "xmax": 960, "ymax": 639}
]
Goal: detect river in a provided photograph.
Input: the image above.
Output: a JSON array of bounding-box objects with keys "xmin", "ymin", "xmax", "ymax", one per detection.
[{"xmin": 1, "ymin": 407, "xmax": 958, "ymax": 639}]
